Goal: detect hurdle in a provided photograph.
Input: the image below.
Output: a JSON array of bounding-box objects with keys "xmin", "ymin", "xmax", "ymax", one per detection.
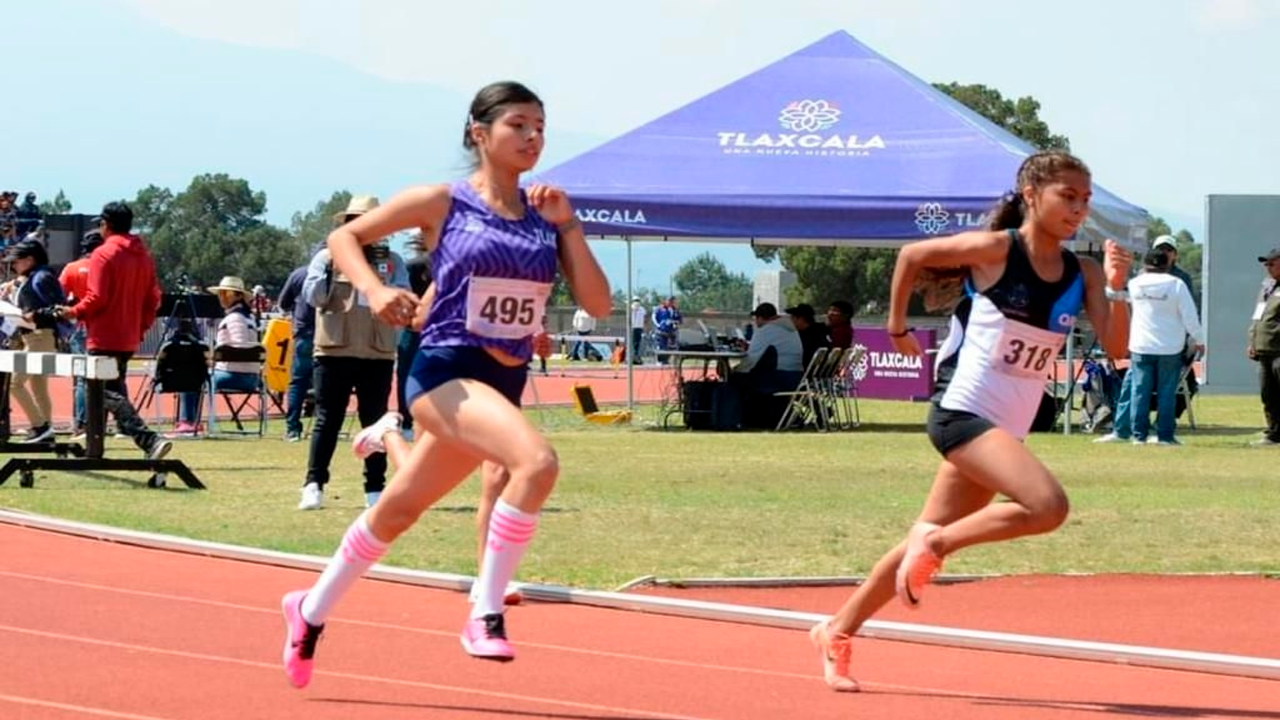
[{"xmin": 0, "ymin": 350, "xmax": 204, "ymax": 489}]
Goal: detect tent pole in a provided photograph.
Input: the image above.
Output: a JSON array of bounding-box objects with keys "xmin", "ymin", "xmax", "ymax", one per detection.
[
  {"xmin": 626, "ymin": 236, "xmax": 634, "ymax": 415},
  {"xmin": 1062, "ymin": 330, "xmax": 1074, "ymax": 436}
]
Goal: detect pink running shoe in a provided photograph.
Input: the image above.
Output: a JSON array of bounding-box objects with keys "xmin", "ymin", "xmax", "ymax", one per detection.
[
  {"xmin": 808, "ymin": 622, "xmax": 859, "ymax": 692},
  {"xmin": 351, "ymin": 412, "xmax": 403, "ymax": 460},
  {"xmin": 460, "ymin": 613, "xmax": 516, "ymax": 662},
  {"xmin": 281, "ymin": 590, "xmax": 324, "ymax": 688},
  {"xmin": 896, "ymin": 521, "xmax": 944, "ymax": 608}
]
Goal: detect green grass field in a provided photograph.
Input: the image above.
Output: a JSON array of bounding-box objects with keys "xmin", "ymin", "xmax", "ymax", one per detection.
[{"xmin": 2, "ymin": 395, "xmax": 1276, "ymax": 590}]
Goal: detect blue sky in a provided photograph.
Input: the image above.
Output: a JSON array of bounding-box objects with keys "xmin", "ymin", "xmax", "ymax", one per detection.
[{"xmin": 11, "ymin": 0, "xmax": 1277, "ymax": 292}]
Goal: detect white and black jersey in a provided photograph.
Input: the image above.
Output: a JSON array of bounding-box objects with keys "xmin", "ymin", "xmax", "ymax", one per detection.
[{"xmin": 932, "ymin": 230, "xmax": 1084, "ymax": 439}]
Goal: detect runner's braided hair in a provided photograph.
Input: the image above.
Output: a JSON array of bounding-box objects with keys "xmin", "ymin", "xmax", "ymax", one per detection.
[{"xmin": 914, "ymin": 151, "xmax": 1091, "ymax": 312}]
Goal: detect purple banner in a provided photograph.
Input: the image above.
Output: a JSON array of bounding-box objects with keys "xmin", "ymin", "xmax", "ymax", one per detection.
[{"xmin": 849, "ymin": 327, "xmax": 936, "ymax": 401}]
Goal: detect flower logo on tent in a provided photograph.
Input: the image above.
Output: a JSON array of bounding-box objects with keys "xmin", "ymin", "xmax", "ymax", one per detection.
[
  {"xmin": 914, "ymin": 202, "xmax": 951, "ymax": 235},
  {"xmin": 778, "ymin": 100, "xmax": 841, "ymax": 132},
  {"xmin": 850, "ymin": 343, "xmax": 870, "ymax": 382}
]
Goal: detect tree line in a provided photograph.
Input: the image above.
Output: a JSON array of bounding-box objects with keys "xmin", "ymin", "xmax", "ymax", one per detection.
[{"xmin": 34, "ymin": 83, "xmax": 1197, "ymax": 310}]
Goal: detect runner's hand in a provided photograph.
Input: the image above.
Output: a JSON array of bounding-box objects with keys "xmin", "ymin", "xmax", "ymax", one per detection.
[
  {"xmin": 1103, "ymin": 239, "xmax": 1132, "ymax": 290},
  {"xmin": 527, "ymin": 184, "xmax": 575, "ymax": 226},
  {"xmin": 367, "ymin": 285, "xmax": 419, "ymax": 327},
  {"xmin": 890, "ymin": 332, "xmax": 922, "ymax": 357}
]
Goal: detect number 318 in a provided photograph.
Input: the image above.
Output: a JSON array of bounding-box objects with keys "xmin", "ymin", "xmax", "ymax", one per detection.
[{"xmin": 1003, "ymin": 339, "xmax": 1052, "ymax": 373}]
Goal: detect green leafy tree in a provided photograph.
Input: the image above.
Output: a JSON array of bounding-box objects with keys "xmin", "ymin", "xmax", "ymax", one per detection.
[
  {"xmin": 778, "ymin": 247, "xmax": 896, "ymax": 318},
  {"xmin": 140, "ymin": 174, "xmax": 306, "ymax": 293},
  {"xmin": 672, "ymin": 252, "xmax": 752, "ymax": 312},
  {"xmin": 933, "ymin": 83, "xmax": 1071, "ymax": 151},
  {"xmin": 37, "ymin": 189, "xmax": 72, "ymax": 215},
  {"xmin": 290, "ymin": 191, "xmax": 352, "ymax": 255}
]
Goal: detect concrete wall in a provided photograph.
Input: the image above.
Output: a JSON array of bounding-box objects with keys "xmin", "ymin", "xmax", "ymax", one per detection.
[{"xmin": 1203, "ymin": 195, "xmax": 1280, "ymax": 393}]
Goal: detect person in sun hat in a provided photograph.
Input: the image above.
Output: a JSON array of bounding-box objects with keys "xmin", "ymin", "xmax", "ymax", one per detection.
[
  {"xmin": 173, "ymin": 276, "xmax": 261, "ymax": 435},
  {"xmin": 294, "ymin": 194, "xmax": 410, "ymax": 511}
]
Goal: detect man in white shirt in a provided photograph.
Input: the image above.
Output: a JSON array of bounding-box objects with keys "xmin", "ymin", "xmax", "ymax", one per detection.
[
  {"xmin": 734, "ymin": 303, "xmax": 804, "ymax": 375},
  {"xmin": 569, "ymin": 306, "xmax": 597, "ymax": 361},
  {"xmin": 629, "ymin": 297, "xmax": 646, "ymax": 364},
  {"xmin": 1124, "ymin": 249, "xmax": 1204, "ymax": 445}
]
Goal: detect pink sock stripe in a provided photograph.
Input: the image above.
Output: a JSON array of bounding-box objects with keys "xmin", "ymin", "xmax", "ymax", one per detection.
[
  {"xmin": 490, "ymin": 517, "xmax": 536, "ymax": 542},
  {"xmin": 490, "ymin": 528, "xmax": 534, "ymax": 545},
  {"xmin": 491, "ymin": 513, "xmax": 536, "ymax": 533},
  {"xmin": 343, "ymin": 523, "xmax": 387, "ymax": 562}
]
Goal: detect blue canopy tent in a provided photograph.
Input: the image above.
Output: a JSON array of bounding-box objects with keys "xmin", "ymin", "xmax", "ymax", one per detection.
[
  {"xmin": 535, "ymin": 30, "xmax": 1149, "ymax": 420},
  {"xmin": 537, "ymin": 30, "xmax": 1148, "ymax": 246}
]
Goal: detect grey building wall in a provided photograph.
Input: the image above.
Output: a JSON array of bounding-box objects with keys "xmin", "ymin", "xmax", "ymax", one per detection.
[{"xmin": 1204, "ymin": 195, "xmax": 1280, "ymax": 393}]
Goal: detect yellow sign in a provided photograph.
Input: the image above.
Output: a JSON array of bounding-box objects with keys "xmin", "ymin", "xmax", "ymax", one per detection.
[{"xmin": 262, "ymin": 318, "xmax": 293, "ymax": 394}]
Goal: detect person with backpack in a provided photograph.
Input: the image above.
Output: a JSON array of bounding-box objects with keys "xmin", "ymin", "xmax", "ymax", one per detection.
[{"xmin": 3, "ymin": 238, "xmax": 67, "ymax": 442}]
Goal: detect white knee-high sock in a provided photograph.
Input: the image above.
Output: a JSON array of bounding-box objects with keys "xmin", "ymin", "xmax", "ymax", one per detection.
[
  {"xmin": 471, "ymin": 499, "xmax": 538, "ymax": 618},
  {"xmin": 300, "ymin": 512, "xmax": 388, "ymax": 625}
]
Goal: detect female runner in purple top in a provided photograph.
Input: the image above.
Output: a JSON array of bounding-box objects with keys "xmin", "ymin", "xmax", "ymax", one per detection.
[{"xmin": 279, "ymin": 81, "xmax": 611, "ymax": 687}]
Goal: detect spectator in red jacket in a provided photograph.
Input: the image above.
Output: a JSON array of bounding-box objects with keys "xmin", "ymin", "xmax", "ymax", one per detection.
[{"xmin": 59, "ymin": 202, "xmax": 171, "ymax": 459}]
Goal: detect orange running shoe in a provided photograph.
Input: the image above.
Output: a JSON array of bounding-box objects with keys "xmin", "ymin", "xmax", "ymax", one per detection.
[
  {"xmin": 808, "ymin": 622, "xmax": 859, "ymax": 692},
  {"xmin": 895, "ymin": 521, "xmax": 943, "ymax": 608}
]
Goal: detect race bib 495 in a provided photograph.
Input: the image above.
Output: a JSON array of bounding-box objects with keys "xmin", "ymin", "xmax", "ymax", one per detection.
[{"xmin": 465, "ymin": 276, "xmax": 551, "ymax": 340}]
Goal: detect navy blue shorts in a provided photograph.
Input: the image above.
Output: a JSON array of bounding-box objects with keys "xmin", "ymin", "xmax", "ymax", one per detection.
[
  {"xmin": 925, "ymin": 404, "xmax": 995, "ymax": 456},
  {"xmin": 404, "ymin": 346, "xmax": 527, "ymax": 409}
]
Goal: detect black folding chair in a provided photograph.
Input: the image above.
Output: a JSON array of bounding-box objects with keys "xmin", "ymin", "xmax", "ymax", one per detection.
[{"xmin": 207, "ymin": 345, "xmax": 268, "ymax": 437}]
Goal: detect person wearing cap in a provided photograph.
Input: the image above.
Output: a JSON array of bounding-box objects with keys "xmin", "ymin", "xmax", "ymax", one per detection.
[
  {"xmin": 730, "ymin": 302, "xmax": 804, "ymax": 427},
  {"xmin": 15, "ymin": 192, "xmax": 42, "ymax": 238},
  {"xmin": 2, "ymin": 238, "xmax": 66, "ymax": 443},
  {"xmin": 785, "ymin": 302, "xmax": 831, "ymax": 367},
  {"xmin": 568, "ymin": 305, "xmax": 597, "ymax": 361},
  {"xmin": 173, "ymin": 276, "xmax": 261, "ymax": 434},
  {"xmin": 629, "ymin": 295, "xmax": 647, "ymax": 363},
  {"xmin": 734, "ymin": 302, "xmax": 804, "ymax": 375},
  {"xmin": 57, "ymin": 201, "xmax": 171, "ymax": 460},
  {"xmin": 58, "ymin": 228, "xmax": 106, "ymax": 437},
  {"xmin": 826, "ymin": 300, "xmax": 855, "ymax": 349},
  {"xmin": 1151, "ymin": 235, "xmax": 1196, "ymax": 310},
  {"xmin": 1116, "ymin": 249, "xmax": 1203, "ymax": 445},
  {"xmin": 1246, "ymin": 247, "xmax": 1280, "ymax": 446},
  {"xmin": 296, "ymin": 195, "xmax": 409, "ymax": 510}
]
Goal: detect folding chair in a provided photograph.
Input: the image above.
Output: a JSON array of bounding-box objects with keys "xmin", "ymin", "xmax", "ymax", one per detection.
[
  {"xmin": 1176, "ymin": 365, "xmax": 1197, "ymax": 431},
  {"xmin": 830, "ymin": 347, "xmax": 865, "ymax": 430},
  {"xmin": 774, "ymin": 347, "xmax": 830, "ymax": 431},
  {"xmin": 206, "ymin": 344, "xmax": 268, "ymax": 437}
]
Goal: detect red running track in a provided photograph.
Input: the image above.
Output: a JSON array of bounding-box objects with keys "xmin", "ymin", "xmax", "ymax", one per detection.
[{"xmin": 1, "ymin": 523, "xmax": 1277, "ymax": 719}]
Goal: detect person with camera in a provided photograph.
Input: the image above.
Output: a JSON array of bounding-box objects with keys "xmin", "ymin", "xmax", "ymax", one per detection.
[
  {"xmin": 296, "ymin": 195, "xmax": 409, "ymax": 510},
  {"xmin": 3, "ymin": 239, "xmax": 66, "ymax": 443},
  {"xmin": 57, "ymin": 202, "xmax": 172, "ymax": 460}
]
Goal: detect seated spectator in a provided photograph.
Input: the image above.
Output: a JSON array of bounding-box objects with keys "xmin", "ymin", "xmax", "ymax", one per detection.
[
  {"xmin": 785, "ymin": 302, "xmax": 831, "ymax": 367},
  {"xmin": 826, "ymin": 300, "xmax": 854, "ymax": 349},
  {"xmin": 175, "ymin": 276, "xmax": 261, "ymax": 435},
  {"xmin": 731, "ymin": 303, "xmax": 804, "ymax": 428}
]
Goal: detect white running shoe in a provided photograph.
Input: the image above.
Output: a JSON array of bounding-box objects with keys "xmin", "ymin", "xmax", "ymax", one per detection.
[
  {"xmin": 351, "ymin": 412, "xmax": 403, "ymax": 460},
  {"xmin": 298, "ymin": 483, "xmax": 323, "ymax": 511}
]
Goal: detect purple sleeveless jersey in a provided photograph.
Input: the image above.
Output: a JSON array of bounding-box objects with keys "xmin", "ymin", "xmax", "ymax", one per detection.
[{"xmin": 419, "ymin": 180, "xmax": 560, "ymax": 360}]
